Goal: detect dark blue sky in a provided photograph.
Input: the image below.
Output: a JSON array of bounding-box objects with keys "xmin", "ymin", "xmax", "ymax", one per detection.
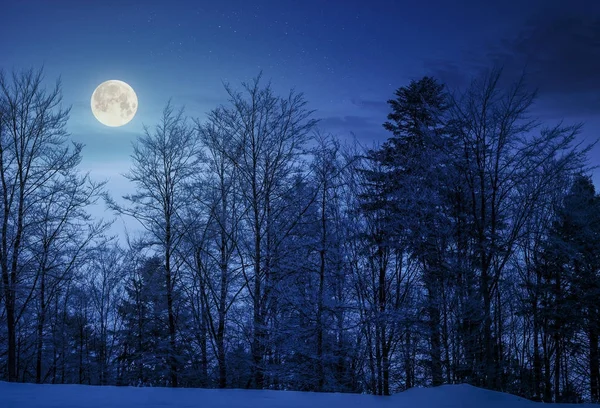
[{"xmin": 2, "ymin": 0, "xmax": 599, "ymax": 231}]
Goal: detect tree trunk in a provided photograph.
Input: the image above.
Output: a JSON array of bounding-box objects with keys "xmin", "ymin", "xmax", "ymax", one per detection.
[
  {"xmin": 382, "ymin": 342, "xmax": 390, "ymax": 396},
  {"xmin": 165, "ymin": 246, "xmax": 178, "ymax": 388},
  {"xmin": 252, "ymin": 220, "xmax": 264, "ymax": 389},
  {"xmin": 441, "ymin": 282, "xmax": 451, "ymax": 383},
  {"xmin": 199, "ymin": 273, "xmax": 208, "ymax": 387},
  {"xmin": 482, "ymin": 267, "xmax": 494, "ymax": 388},
  {"xmin": 316, "ymin": 184, "xmax": 327, "ymax": 391},
  {"xmin": 5, "ymin": 297, "xmax": 16, "ymax": 381},
  {"xmin": 426, "ymin": 270, "xmax": 443, "ymax": 386},
  {"xmin": 533, "ymin": 269, "xmax": 541, "ymax": 399},
  {"xmin": 36, "ymin": 267, "xmax": 47, "ymax": 383},
  {"xmin": 0, "ymin": 209, "xmax": 15, "ymax": 382},
  {"xmin": 217, "ymin": 243, "xmax": 228, "ymax": 388},
  {"xmin": 1, "ymin": 187, "xmax": 26, "ymax": 383},
  {"xmin": 405, "ymin": 331, "xmax": 413, "ymax": 389},
  {"xmin": 533, "ymin": 329, "xmax": 541, "ymax": 399},
  {"xmin": 554, "ymin": 335, "xmax": 561, "ymax": 402},
  {"xmin": 590, "ymin": 327, "xmax": 599, "ymax": 402},
  {"xmin": 543, "ymin": 332, "xmax": 551, "ymax": 401},
  {"xmin": 9, "ymin": 189, "xmax": 25, "ymax": 381}
]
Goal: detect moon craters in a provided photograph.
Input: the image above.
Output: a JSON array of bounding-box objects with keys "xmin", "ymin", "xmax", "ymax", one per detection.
[{"xmin": 91, "ymin": 80, "xmax": 138, "ymax": 127}]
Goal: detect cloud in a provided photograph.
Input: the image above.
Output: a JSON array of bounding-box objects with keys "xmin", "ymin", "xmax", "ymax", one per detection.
[
  {"xmin": 423, "ymin": 57, "xmax": 483, "ymax": 91},
  {"xmin": 318, "ymin": 115, "xmax": 376, "ymax": 129},
  {"xmin": 349, "ymin": 98, "xmax": 389, "ymax": 113},
  {"xmin": 425, "ymin": 12, "xmax": 600, "ymax": 117},
  {"xmin": 317, "ymin": 114, "xmax": 387, "ymax": 144},
  {"xmin": 501, "ymin": 16, "xmax": 599, "ymax": 89}
]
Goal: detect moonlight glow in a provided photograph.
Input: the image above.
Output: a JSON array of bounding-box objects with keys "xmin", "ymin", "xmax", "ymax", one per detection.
[{"xmin": 91, "ymin": 80, "xmax": 138, "ymax": 127}]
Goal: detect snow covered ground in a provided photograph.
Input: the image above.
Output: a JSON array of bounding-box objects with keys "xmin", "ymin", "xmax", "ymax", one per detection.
[{"xmin": 1, "ymin": 381, "xmax": 599, "ymax": 408}]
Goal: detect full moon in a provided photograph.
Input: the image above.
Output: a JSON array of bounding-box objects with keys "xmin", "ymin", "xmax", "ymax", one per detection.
[{"xmin": 91, "ymin": 80, "xmax": 138, "ymax": 127}]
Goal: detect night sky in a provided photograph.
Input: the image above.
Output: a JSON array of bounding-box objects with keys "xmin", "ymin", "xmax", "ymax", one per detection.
[{"xmin": 2, "ymin": 0, "xmax": 599, "ymax": 236}]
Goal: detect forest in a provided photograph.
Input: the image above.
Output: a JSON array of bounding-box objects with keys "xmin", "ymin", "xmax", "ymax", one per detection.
[{"xmin": 0, "ymin": 66, "xmax": 598, "ymax": 403}]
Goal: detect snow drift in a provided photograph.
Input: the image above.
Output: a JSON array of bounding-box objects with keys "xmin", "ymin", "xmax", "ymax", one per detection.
[{"xmin": 1, "ymin": 382, "xmax": 599, "ymax": 408}]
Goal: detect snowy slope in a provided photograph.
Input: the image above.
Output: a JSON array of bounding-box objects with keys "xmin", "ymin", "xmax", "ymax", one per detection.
[{"xmin": 1, "ymin": 382, "xmax": 599, "ymax": 408}]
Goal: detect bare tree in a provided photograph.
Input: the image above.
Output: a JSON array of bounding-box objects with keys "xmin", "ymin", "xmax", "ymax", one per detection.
[
  {"xmin": 206, "ymin": 74, "xmax": 317, "ymax": 388},
  {"xmin": 106, "ymin": 102, "xmax": 200, "ymax": 387},
  {"xmin": 0, "ymin": 68, "xmax": 84, "ymax": 382},
  {"xmin": 31, "ymin": 173, "xmax": 108, "ymax": 383},
  {"xmin": 449, "ymin": 68, "xmax": 590, "ymax": 388},
  {"xmin": 88, "ymin": 241, "xmax": 125, "ymax": 385},
  {"xmin": 180, "ymin": 116, "xmax": 247, "ymax": 388}
]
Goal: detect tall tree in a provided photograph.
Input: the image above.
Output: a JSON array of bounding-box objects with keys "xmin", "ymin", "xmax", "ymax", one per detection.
[
  {"xmin": 107, "ymin": 102, "xmax": 200, "ymax": 387},
  {"xmin": 449, "ymin": 68, "xmax": 589, "ymax": 389},
  {"xmin": 0, "ymin": 68, "xmax": 84, "ymax": 381},
  {"xmin": 31, "ymin": 175, "xmax": 108, "ymax": 384},
  {"xmin": 537, "ymin": 175, "xmax": 600, "ymax": 401},
  {"xmin": 205, "ymin": 74, "xmax": 317, "ymax": 388},
  {"xmin": 379, "ymin": 76, "xmax": 451, "ymax": 386},
  {"xmin": 183, "ymin": 117, "xmax": 246, "ymax": 388}
]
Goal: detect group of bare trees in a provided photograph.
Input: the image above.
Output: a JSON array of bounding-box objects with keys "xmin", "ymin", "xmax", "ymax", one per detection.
[
  {"xmin": 0, "ymin": 67, "xmax": 598, "ymax": 403},
  {"xmin": 0, "ymin": 69, "xmax": 108, "ymax": 384}
]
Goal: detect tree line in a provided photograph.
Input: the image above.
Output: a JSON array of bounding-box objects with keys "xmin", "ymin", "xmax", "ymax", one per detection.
[{"xmin": 0, "ymin": 67, "xmax": 598, "ymax": 403}]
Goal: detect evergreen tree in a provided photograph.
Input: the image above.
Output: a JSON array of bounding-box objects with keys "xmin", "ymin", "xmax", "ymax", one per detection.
[
  {"xmin": 537, "ymin": 174, "xmax": 600, "ymax": 402},
  {"xmin": 363, "ymin": 76, "xmax": 452, "ymax": 389},
  {"xmin": 118, "ymin": 256, "xmax": 170, "ymax": 386}
]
